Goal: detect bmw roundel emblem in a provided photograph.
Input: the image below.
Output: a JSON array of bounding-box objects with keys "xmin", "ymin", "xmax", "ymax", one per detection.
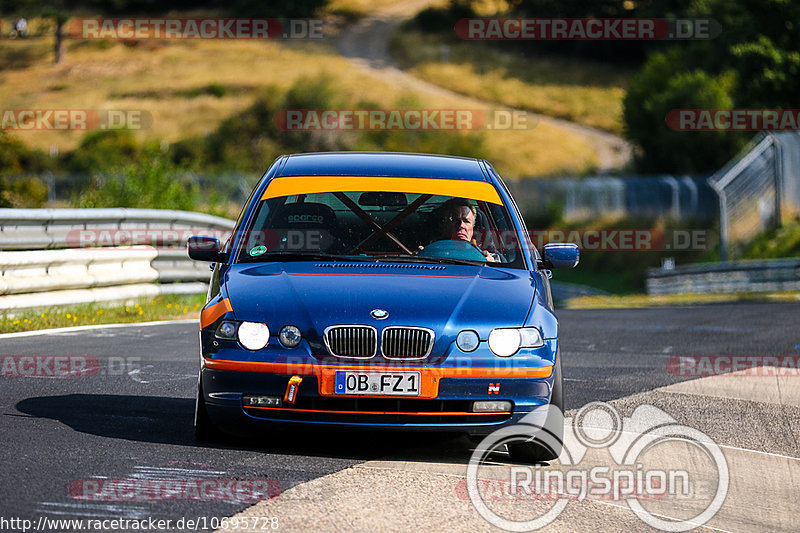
[{"xmin": 371, "ymin": 309, "xmax": 389, "ymax": 320}]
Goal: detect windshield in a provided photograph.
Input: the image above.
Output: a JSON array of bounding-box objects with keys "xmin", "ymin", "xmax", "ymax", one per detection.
[{"xmin": 234, "ymin": 189, "xmax": 528, "ymax": 268}]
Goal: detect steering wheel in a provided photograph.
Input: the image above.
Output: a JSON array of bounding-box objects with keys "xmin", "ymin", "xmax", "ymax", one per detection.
[{"xmin": 419, "ymin": 240, "xmax": 486, "ymax": 262}]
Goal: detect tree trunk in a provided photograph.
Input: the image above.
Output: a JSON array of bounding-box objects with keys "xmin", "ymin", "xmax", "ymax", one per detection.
[{"xmin": 54, "ymin": 20, "xmax": 65, "ymax": 64}]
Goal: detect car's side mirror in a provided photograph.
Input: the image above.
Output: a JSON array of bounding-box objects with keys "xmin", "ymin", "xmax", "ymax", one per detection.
[
  {"xmin": 188, "ymin": 235, "xmax": 226, "ymax": 262},
  {"xmin": 540, "ymin": 243, "xmax": 579, "ymax": 269}
]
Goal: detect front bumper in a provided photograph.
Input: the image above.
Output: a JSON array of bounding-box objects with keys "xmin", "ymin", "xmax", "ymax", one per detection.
[{"xmin": 201, "ymin": 362, "xmax": 555, "ymax": 435}]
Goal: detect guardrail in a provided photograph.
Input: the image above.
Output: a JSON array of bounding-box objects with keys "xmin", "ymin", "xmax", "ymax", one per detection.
[
  {"xmin": 0, "ymin": 208, "xmax": 235, "ymax": 311},
  {"xmin": 0, "ymin": 208, "xmax": 234, "ymax": 250},
  {"xmin": 646, "ymin": 258, "xmax": 800, "ymax": 294},
  {"xmin": 0, "ymin": 246, "xmax": 158, "ymax": 295}
]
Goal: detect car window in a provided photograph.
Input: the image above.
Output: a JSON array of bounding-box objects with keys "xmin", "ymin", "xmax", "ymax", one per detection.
[{"xmin": 236, "ymin": 190, "xmax": 524, "ymax": 268}]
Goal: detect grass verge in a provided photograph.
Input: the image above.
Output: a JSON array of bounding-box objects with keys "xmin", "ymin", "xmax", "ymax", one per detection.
[
  {"xmin": 563, "ymin": 291, "xmax": 800, "ymax": 309},
  {"xmin": 390, "ymin": 27, "xmax": 630, "ymax": 134},
  {"xmin": 0, "ymin": 293, "xmax": 206, "ymax": 333}
]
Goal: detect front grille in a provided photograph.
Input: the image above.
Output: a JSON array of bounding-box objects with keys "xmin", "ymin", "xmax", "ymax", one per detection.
[
  {"xmin": 381, "ymin": 327, "xmax": 434, "ymax": 359},
  {"xmin": 324, "ymin": 325, "xmax": 377, "ymax": 359}
]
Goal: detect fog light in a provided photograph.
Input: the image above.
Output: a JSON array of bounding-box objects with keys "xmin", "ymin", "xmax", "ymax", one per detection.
[
  {"xmin": 279, "ymin": 325, "xmax": 302, "ymax": 348},
  {"xmin": 456, "ymin": 330, "xmax": 479, "ymax": 352},
  {"xmin": 243, "ymin": 395, "xmax": 282, "ymax": 407},
  {"xmin": 473, "ymin": 400, "xmax": 512, "ymax": 412}
]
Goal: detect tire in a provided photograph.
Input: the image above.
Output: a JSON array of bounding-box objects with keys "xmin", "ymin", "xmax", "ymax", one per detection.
[
  {"xmin": 507, "ymin": 352, "xmax": 564, "ymax": 463},
  {"xmin": 193, "ymin": 378, "xmax": 221, "ymax": 442}
]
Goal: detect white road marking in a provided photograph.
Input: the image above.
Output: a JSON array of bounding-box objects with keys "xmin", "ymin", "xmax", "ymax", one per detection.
[
  {"xmin": 34, "ymin": 501, "xmax": 150, "ymax": 519},
  {"xmin": 0, "ymin": 319, "xmax": 198, "ymax": 339}
]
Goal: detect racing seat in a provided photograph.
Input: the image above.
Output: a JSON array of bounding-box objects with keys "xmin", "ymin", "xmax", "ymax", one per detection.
[{"xmin": 270, "ymin": 202, "xmax": 339, "ymax": 253}]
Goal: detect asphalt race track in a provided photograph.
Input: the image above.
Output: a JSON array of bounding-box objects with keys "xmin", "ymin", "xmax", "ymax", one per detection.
[{"xmin": 1, "ymin": 302, "xmax": 799, "ymax": 532}]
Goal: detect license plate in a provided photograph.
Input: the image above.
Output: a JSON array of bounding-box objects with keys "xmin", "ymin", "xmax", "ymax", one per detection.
[{"xmin": 334, "ymin": 371, "xmax": 421, "ymax": 396}]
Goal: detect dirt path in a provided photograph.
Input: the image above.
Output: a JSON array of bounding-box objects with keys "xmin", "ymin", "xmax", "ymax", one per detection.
[{"xmin": 335, "ymin": 0, "xmax": 633, "ymax": 172}]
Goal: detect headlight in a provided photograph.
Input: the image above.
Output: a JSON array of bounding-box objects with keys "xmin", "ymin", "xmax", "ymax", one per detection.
[
  {"xmin": 279, "ymin": 325, "xmax": 302, "ymax": 348},
  {"xmin": 215, "ymin": 321, "xmax": 238, "ymax": 339},
  {"xmin": 238, "ymin": 322, "xmax": 270, "ymax": 350},
  {"xmin": 488, "ymin": 329, "xmax": 521, "ymax": 357},
  {"xmin": 488, "ymin": 327, "xmax": 543, "ymax": 357},
  {"xmin": 519, "ymin": 327, "xmax": 544, "ymax": 348},
  {"xmin": 456, "ymin": 330, "xmax": 480, "ymax": 352}
]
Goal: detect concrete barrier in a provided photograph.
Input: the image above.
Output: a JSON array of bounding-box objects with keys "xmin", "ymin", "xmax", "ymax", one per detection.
[{"xmin": 0, "ymin": 247, "xmax": 158, "ymax": 295}]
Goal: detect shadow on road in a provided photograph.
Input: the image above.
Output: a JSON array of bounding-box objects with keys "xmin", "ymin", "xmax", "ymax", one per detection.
[{"xmin": 16, "ymin": 394, "xmax": 480, "ymax": 463}]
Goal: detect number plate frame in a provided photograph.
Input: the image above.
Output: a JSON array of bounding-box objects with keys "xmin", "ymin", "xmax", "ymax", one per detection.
[{"xmin": 334, "ymin": 371, "xmax": 421, "ymax": 396}]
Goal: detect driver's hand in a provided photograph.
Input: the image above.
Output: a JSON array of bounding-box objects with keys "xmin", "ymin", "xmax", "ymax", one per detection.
[{"xmin": 482, "ymin": 250, "xmax": 495, "ymax": 262}]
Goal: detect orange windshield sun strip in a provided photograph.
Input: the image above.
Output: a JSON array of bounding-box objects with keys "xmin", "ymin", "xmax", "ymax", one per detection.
[
  {"xmin": 204, "ymin": 359, "xmax": 553, "ymax": 379},
  {"xmin": 260, "ymin": 176, "xmax": 503, "ymax": 205},
  {"xmin": 243, "ymin": 405, "xmax": 510, "ymax": 416},
  {"xmin": 200, "ymin": 298, "xmax": 233, "ymax": 329}
]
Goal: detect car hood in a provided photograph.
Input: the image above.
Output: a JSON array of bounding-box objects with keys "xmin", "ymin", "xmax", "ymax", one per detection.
[{"xmin": 223, "ymin": 261, "xmax": 536, "ymax": 343}]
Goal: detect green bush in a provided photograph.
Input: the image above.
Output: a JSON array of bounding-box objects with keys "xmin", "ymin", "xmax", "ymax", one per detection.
[
  {"xmin": 0, "ymin": 131, "xmax": 52, "ymax": 175},
  {"xmin": 414, "ymin": 1, "xmax": 475, "ymax": 33},
  {"xmin": 200, "ymin": 86, "xmax": 286, "ymax": 172},
  {"xmin": 63, "ymin": 129, "xmax": 142, "ymax": 173},
  {"xmin": 739, "ymin": 218, "xmax": 800, "ymax": 259},
  {"xmin": 76, "ymin": 147, "xmax": 197, "ymax": 210},
  {"xmin": 1, "ymin": 177, "xmax": 49, "ymax": 208},
  {"xmin": 623, "ymin": 52, "xmax": 745, "ymax": 173}
]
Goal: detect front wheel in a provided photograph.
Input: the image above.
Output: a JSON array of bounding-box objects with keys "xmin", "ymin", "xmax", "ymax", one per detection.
[{"xmin": 507, "ymin": 353, "xmax": 564, "ymax": 463}]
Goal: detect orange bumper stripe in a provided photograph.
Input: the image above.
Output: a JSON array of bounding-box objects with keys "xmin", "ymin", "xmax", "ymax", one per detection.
[
  {"xmin": 200, "ymin": 298, "xmax": 233, "ymax": 329},
  {"xmin": 260, "ymin": 176, "xmax": 503, "ymax": 205},
  {"xmin": 204, "ymin": 359, "xmax": 552, "ymax": 378},
  {"xmin": 205, "ymin": 359, "xmax": 552, "ymax": 398}
]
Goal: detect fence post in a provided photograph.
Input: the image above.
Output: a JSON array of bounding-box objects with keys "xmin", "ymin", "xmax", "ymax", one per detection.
[{"xmin": 770, "ymin": 133, "xmax": 782, "ymax": 227}]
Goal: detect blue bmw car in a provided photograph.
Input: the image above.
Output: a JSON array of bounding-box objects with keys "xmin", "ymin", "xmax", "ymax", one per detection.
[{"xmin": 188, "ymin": 152, "xmax": 578, "ymax": 462}]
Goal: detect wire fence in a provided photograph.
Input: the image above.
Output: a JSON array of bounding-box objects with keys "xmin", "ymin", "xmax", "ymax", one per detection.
[
  {"xmin": 709, "ymin": 132, "xmax": 800, "ymax": 260},
  {"xmin": 6, "ymin": 172, "xmax": 255, "ymax": 207},
  {"xmin": 507, "ymin": 175, "xmax": 716, "ymax": 221}
]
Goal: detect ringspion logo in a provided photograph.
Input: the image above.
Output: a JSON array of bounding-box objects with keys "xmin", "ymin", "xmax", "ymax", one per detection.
[{"xmin": 467, "ymin": 402, "xmax": 728, "ymax": 531}]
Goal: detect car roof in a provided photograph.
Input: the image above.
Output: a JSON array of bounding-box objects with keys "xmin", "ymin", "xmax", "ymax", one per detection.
[{"xmin": 277, "ymin": 152, "xmax": 490, "ymax": 182}]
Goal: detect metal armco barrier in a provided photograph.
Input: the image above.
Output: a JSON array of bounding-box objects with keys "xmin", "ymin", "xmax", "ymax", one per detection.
[
  {"xmin": 0, "ymin": 208, "xmax": 235, "ymax": 311},
  {"xmin": 0, "ymin": 208, "xmax": 234, "ymax": 250},
  {"xmin": 647, "ymin": 258, "xmax": 800, "ymax": 294}
]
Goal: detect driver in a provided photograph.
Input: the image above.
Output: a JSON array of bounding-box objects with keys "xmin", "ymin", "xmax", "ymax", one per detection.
[{"xmin": 438, "ymin": 198, "xmax": 497, "ymax": 262}]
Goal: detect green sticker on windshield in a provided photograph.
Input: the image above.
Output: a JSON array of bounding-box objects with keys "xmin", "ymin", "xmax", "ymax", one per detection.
[{"xmin": 249, "ymin": 245, "xmax": 267, "ymax": 256}]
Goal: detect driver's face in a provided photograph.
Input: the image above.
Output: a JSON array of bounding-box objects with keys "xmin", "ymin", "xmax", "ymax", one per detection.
[{"xmin": 447, "ymin": 206, "xmax": 475, "ymax": 242}]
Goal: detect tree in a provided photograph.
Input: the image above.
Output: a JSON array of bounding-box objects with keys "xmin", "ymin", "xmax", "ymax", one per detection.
[{"xmin": 622, "ymin": 0, "xmax": 800, "ymax": 172}]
